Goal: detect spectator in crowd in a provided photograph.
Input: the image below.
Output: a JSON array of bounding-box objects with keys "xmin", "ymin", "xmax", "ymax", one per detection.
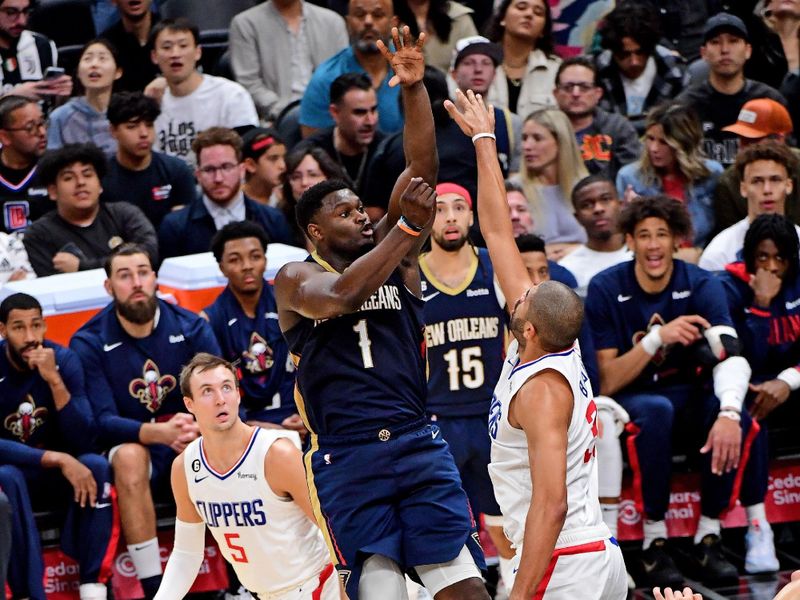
[
  {"xmin": 102, "ymin": 92, "xmax": 196, "ymax": 229},
  {"xmin": 585, "ymin": 195, "xmax": 752, "ymax": 588},
  {"xmin": 204, "ymin": 222, "xmax": 303, "ymax": 433},
  {"xmin": 299, "ymin": 0, "xmax": 403, "ymax": 136},
  {"xmin": 514, "ymin": 232, "xmax": 579, "ymax": 293},
  {"xmin": 23, "ymin": 144, "xmax": 158, "ymax": 276},
  {"xmin": 616, "ymin": 103, "xmax": 723, "ymax": 249},
  {"xmin": 677, "ymin": 13, "xmax": 786, "ymax": 167},
  {"xmin": 0, "ymin": 0, "xmax": 72, "ymax": 97},
  {"xmin": 230, "ymin": 0, "xmax": 348, "ymax": 121},
  {"xmin": 158, "ymin": 128, "xmax": 293, "ymax": 259},
  {"xmin": 720, "ymin": 213, "xmax": 800, "ymax": 574},
  {"xmin": 306, "ymin": 72, "xmax": 384, "ymax": 197},
  {"xmin": 558, "ymin": 175, "xmax": 631, "ymax": 298},
  {"xmin": 46, "ymin": 39, "xmax": 122, "ymax": 157},
  {"xmin": 595, "ymin": 2, "xmax": 685, "ymax": 135},
  {"xmin": 748, "ymin": 0, "xmax": 800, "ymax": 94},
  {"xmin": 0, "ymin": 95, "xmax": 49, "ymax": 233},
  {"xmin": 0, "ymin": 293, "xmax": 114, "ymax": 600},
  {"xmin": 148, "ymin": 18, "xmax": 259, "ymax": 166},
  {"xmin": 642, "ymin": 0, "xmax": 724, "ymax": 63},
  {"xmin": 485, "ymin": 0, "xmax": 560, "ymax": 117},
  {"xmin": 69, "ymin": 244, "xmax": 219, "ymax": 600},
  {"xmin": 241, "ymin": 127, "xmax": 287, "ymax": 207},
  {"xmin": 515, "ymin": 107, "xmax": 588, "ymax": 260},
  {"xmin": 701, "ymin": 142, "xmax": 800, "ymax": 271},
  {"xmin": 553, "ymin": 56, "xmax": 640, "ymax": 180},
  {"xmin": 506, "ymin": 179, "xmax": 533, "ymax": 237},
  {"xmin": 280, "ymin": 144, "xmax": 347, "ymax": 245},
  {"xmin": 0, "ymin": 230, "xmax": 32, "ymax": 284},
  {"xmin": 715, "ymin": 98, "xmax": 800, "ymax": 231},
  {"xmin": 393, "ymin": 0, "xmax": 477, "ymax": 73},
  {"xmin": 100, "ymin": 0, "xmax": 160, "ymax": 92}
]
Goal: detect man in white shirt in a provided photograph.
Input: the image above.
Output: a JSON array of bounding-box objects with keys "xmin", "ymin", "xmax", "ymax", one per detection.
[
  {"xmin": 700, "ymin": 142, "xmax": 800, "ymax": 271},
  {"xmin": 148, "ymin": 18, "xmax": 258, "ymax": 167},
  {"xmin": 559, "ymin": 175, "xmax": 632, "ymax": 297}
]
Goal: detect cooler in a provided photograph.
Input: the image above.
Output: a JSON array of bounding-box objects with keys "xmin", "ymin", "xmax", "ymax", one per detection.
[
  {"xmin": 0, "ymin": 269, "xmax": 110, "ymax": 345},
  {"xmin": 157, "ymin": 244, "xmax": 308, "ymax": 312}
]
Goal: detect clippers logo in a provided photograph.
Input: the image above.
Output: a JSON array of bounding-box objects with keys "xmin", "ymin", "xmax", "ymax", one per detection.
[
  {"xmin": 128, "ymin": 359, "xmax": 176, "ymax": 412},
  {"xmin": 241, "ymin": 332, "xmax": 274, "ymax": 374},
  {"xmin": 632, "ymin": 314, "xmax": 667, "ymax": 365},
  {"xmin": 4, "ymin": 395, "xmax": 47, "ymax": 442},
  {"xmin": 151, "ymin": 184, "xmax": 172, "ymax": 202},
  {"xmin": 4, "ymin": 201, "xmax": 28, "ymax": 232}
]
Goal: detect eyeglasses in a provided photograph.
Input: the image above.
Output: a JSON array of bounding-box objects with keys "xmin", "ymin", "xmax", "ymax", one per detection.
[
  {"xmin": 556, "ymin": 82, "xmax": 595, "ymax": 93},
  {"xmin": 198, "ymin": 163, "xmax": 238, "ymax": 177},
  {"xmin": 3, "ymin": 119, "xmax": 46, "ymax": 134},
  {"xmin": 0, "ymin": 6, "xmax": 32, "ymax": 19}
]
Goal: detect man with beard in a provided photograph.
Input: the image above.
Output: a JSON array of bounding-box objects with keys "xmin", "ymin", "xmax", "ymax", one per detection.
[
  {"xmin": 553, "ymin": 57, "xmax": 640, "ymax": 181},
  {"xmin": 0, "ymin": 293, "xmax": 114, "ymax": 600},
  {"xmin": 299, "ymin": 0, "xmax": 403, "ymax": 136},
  {"xmin": 22, "ymin": 143, "xmax": 158, "ymax": 276},
  {"xmin": 203, "ymin": 221, "xmax": 303, "ymax": 434},
  {"xmin": 100, "ymin": 0, "xmax": 160, "ymax": 92},
  {"xmin": 70, "ymin": 244, "xmax": 221, "ymax": 600},
  {"xmin": 158, "ymin": 127, "xmax": 292, "ymax": 259},
  {"xmin": 418, "ymin": 182, "xmax": 514, "ymax": 591},
  {"xmin": 306, "ymin": 73, "xmax": 383, "ymax": 197}
]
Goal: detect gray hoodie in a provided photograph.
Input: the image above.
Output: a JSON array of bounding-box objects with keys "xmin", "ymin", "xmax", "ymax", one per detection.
[{"xmin": 46, "ymin": 97, "xmax": 116, "ymax": 156}]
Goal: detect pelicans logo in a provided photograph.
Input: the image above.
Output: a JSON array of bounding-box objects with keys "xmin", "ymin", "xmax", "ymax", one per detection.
[
  {"xmin": 4, "ymin": 395, "xmax": 47, "ymax": 442},
  {"xmin": 632, "ymin": 314, "xmax": 667, "ymax": 365},
  {"xmin": 129, "ymin": 359, "xmax": 176, "ymax": 412},
  {"xmin": 242, "ymin": 332, "xmax": 274, "ymax": 374}
]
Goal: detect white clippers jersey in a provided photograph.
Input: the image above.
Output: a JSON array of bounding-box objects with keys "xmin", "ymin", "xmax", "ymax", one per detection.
[
  {"xmin": 184, "ymin": 428, "xmax": 330, "ymax": 595},
  {"xmin": 488, "ymin": 339, "xmax": 609, "ymax": 551}
]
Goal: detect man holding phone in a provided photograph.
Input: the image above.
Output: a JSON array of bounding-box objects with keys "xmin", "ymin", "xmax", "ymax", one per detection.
[{"xmin": 0, "ymin": 0, "xmax": 72, "ymax": 98}]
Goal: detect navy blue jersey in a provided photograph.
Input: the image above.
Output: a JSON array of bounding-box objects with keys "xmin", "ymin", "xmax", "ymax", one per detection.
[
  {"xmin": 585, "ymin": 260, "xmax": 734, "ymax": 391},
  {"xmin": 204, "ymin": 284, "xmax": 296, "ymax": 424},
  {"xmin": 419, "ymin": 248, "xmax": 506, "ymax": 417},
  {"xmin": 0, "ymin": 340, "xmax": 96, "ymax": 467},
  {"xmin": 70, "ymin": 299, "xmax": 221, "ymax": 448},
  {"xmin": 720, "ymin": 262, "xmax": 800, "ymax": 382},
  {"xmin": 284, "ymin": 257, "xmax": 428, "ymax": 436}
]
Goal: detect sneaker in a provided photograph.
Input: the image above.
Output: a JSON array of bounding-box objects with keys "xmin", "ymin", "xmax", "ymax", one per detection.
[
  {"xmin": 224, "ymin": 586, "xmax": 253, "ymax": 600},
  {"xmin": 686, "ymin": 534, "xmax": 739, "ymax": 586},
  {"xmin": 634, "ymin": 538, "xmax": 684, "ymax": 589},
  {"xmin": 745, "ymin": 520, "xmax": 779, "ymax": 574}
]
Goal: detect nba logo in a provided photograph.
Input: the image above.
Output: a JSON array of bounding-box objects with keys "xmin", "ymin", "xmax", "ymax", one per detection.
[{"xmin": 4, "ymin": 202, "xmax": 28, "ymax": 231}]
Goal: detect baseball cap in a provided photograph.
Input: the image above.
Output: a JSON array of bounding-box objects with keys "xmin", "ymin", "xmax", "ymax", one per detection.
[
  {"xmin": 436, "ymin": 182, "xmax": 473, "ymax": 208},
  {"xmin": 722, "ymin": 98, "xmax": 793, "ymax": 138},
  {"xmin": 450, "ymin": 36, "xmax": 503, "ymax": 71},
  {"xmin": 703, "ymin": 13, "xmax": 748, "ymax": 43},
  {"xmin": 241, "ymin": 127, "xmax": 284, "ymax": 161}
]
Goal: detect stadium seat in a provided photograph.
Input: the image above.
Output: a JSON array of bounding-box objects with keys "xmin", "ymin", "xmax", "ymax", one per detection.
[
  {"xmin": 28, "ymin": 0, "xmax": 96, "ymax": 50},
  {"xmin": 197, "ymin": 29, "xmax": 229, "ymax": 78},
  {"xmin": 158, "ymin": 0, "xmax": 257, "ymax": 30}
]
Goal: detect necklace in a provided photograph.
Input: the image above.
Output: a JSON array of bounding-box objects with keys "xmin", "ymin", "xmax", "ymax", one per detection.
[
  {"xmin": 508, "ymin": 77, "xmax": 522, "ymax": 87},
  {"xmin": 334, "ymin": 146, "xmax": 369, "ymax": 191}
]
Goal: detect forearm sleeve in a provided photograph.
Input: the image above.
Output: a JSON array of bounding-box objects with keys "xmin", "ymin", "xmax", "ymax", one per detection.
[
  {"xmin": 713, "ymin": 356, "xmax": 751, "ymax": 412},
  {"xmin": 153, "ymin": 519, "xmax": 206, "ymax": 600}
]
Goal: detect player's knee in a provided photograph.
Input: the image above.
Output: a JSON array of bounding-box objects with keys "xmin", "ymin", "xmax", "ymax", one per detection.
[
  {"xmin": 635, "ymin": 394, "xmax": 674, "ymax": 428},
  {"xmin": 79, "ymin": 453, "xmax": 112, "ymax": 484},
  {"xmin": 435, "ymin": 577, "xmax": 490, "ymax": 600},
  {"xmin": 111, "ymin": 444, "xmax": 150, "ymax": 487},
  {"xmin": 358, "ymin": 554, "xmax": 407, "ymax": 600},
  {"xmin": 0, "ymin": 464, "xmax": 26, "ymax": 494}
]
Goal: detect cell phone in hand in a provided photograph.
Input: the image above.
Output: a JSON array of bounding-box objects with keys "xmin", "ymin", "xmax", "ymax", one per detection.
[{"xmin": 43, "ymin": 66, "xmax": 65, "ymax": 80}]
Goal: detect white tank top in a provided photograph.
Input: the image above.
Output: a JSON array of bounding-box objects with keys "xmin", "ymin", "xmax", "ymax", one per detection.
[
  {"xmin": 488, "ymin": 339, "xmax": 609, "ymax": 551},
  {"xmin": 184, "ymin": 428, "xmax": 330, "ymax": 594}
]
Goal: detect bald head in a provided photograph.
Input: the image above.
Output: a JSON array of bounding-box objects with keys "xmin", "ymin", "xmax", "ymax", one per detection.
[{"xmin": 525, "ymin": 281, "xmax": 583, "ymax": 352}]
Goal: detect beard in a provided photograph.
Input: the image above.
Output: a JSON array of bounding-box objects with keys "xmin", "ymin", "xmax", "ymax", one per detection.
[
  {"xmin": 116, "ymin": 294, "xmax": 158, "ymax": 324},
  {"xmin": 433, "ymin": 231, "xmax": 469, "ymax": 252},
  {"xmin": 509, "ymin": 316, "xmax": 527, "ymax": 350},
  {"xmin": 7, "ymin": 341, "xmax": 38, "ymax": 371},
  {"xmin": 351, "ymin": 30, "xmax": 388, "ymax": 55}
]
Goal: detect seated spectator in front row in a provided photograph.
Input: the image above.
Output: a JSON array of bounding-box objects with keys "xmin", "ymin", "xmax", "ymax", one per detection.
[
  {"xmin": 241, "ymin": 128, "xmax": 287, "ymax": 207},
  {"xmin": 0, "ymin": 293, "xmax": 113, "ymax": 600},
  {"xmin": 714, "ymin": 98, "xmax": 799, "ymax": 232},
  {"xmin": 719, "ymin": 213, "xmax": 800, "ymax": 575},
  {"xmin": 558, "ymin": 175, "xmax": 631, "ymax": 298},
  {"xmin": 47, "ymin": 39, "xmax": 121, "ymax": 157},
  {"xmin": 102, "ymin": 92, "xmax": 196, "ymax": 229},
  {"xmin": 617, "ymin": 103, "xmax": 723, "ymax": 250},
  {"xmin": 159, "ymin": 128, "xmax": 293, "ymax": 259},
  {"xmin": 586, "ymin": 195, "xmax": 752, "ymax": 589},
  {"xmin": 149, "ymin": 18, "xmax": 259, "ymax": 167},
  {"xmin": 69, "ymin": 244, "xmax": 220, "ymax": 599},
  {"xmin": 23, "ymin": 144, "xmax": 158, "ymax": 276},
  {"xmin": 701, "ymin": 142, "xmax": 800, "ymax": 271},
  {"xmin": 0, "ymin": 95, "xmax": 49, "ymax": 233}
]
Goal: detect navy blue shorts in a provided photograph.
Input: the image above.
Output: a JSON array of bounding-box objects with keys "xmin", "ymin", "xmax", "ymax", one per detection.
[
  {"xmin": 431, "ymin": 414, "xmax": 501, "ymax": 518},
  {"xmin": 304, "ymin": 419, "xmax": 486, "ymax": 599}
]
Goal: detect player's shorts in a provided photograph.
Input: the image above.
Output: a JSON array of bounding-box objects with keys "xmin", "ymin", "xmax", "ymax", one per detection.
[
  {"xmin": 304, "ymin": 418, "xmax": 486, "ymax": 599},
  {"xmin": 257, "ymin": 563, "xmax": 338, "ymax": 600},
  {"xmin": 523, "ymin": 537, "xmax": 627, "ymax": 600},
  {"xmin": 430, "ymin": 414, "xmax": 501, "ymax": 517}
]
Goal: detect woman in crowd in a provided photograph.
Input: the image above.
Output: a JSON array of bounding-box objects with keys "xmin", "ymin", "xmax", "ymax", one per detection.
[
  {"xmin": 616, "ymin": 103, "xmax": 722, "ymax": 249},
  {"xmin": 47, "ymin": 39, "xmax": 122, "ymax": 156},
  {"xmin": 393, "ymin": 0, "xmax": 478, "ymax": 73},
  {"xmin": 485, "ymin": 0, "xmax": 560, "ymax": 118},
  {"xmin": 515, "ymin": 107, "xmax": 588, "ymax": 260}
]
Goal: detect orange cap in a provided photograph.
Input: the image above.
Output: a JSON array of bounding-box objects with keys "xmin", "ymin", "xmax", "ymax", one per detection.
[{"xmin": 722, "ymin": 98, "xmax": 793, "ymax": 138}]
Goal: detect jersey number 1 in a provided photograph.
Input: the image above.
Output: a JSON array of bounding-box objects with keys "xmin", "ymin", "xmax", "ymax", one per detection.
[{"xmin": 353, "ymin": 319, "xmax": 374, "ymax": 368}]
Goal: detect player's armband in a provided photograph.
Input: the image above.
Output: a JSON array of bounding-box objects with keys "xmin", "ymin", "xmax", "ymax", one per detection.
[{"xmin": 692, "ymin": 325, "xmax": 742, "ymax": 367}]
